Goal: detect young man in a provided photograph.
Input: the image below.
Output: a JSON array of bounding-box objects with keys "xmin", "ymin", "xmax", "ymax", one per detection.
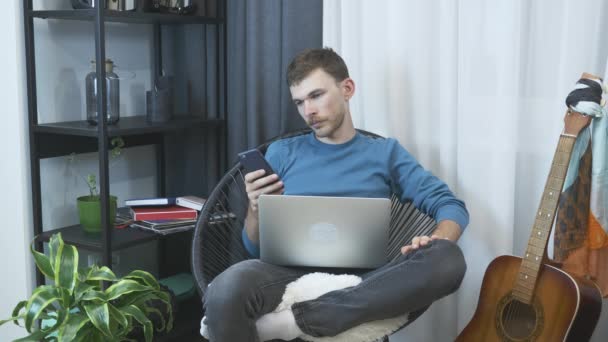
[{"xmin": 203, "ymin": 48, "xmax": 468, "ymax": 342}]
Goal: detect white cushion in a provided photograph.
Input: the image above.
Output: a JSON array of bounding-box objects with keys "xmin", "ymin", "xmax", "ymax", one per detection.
[{"xmin": 201, "ymin": 272, "xmax": 410, "ymax": 342}]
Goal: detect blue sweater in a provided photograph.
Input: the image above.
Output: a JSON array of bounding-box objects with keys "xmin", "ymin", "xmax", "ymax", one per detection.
[{"xmin": 242, "ymin": 132, "xmax": 469, "ymax": 257}]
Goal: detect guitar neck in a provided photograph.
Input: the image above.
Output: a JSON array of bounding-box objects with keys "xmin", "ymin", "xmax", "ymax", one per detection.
[{"xmin": 512, "ymin": 133, "xmax": 577, "ymax": 304}]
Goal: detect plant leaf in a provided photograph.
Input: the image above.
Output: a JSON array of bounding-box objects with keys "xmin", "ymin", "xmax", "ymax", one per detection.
[
  {"xmin": 113, "ymin": 291, "xmax": 155, "ymax": 308},
  {"xmin": 83, "ymin": 303, "xmax": 112, "ymax": 338},
  {"xmin": 107, "ymin": 303, "xmax": 128, "ymax": 330},
  {"xmin": 48, "ymin": 233, "xmax": 62, "ymax": 266},
  {"xmin": 24, "ymin": 286, "xmax": 61, "ymax": 332},
  {"xmin": 121, "ymin": 305, "xmax": 153, "ymax": 342},
  {"xmin": 57, "ymin": 313, "xmax": 90, "ymax": 342},
  {"xmin": 87, "ymin": 266, "xmax": 117, "ymax": 282},
  {"xmin": 80, "ymin": 290, "xmax": 108, "ymax": 303},
  {"xmin": 58, "ymin": 287, "xmax": 72, "ymax": 309},
  {"xmin": 41, "ymin": 305, "xmax": 68, "ymax": 337},
  {"xmin": 105, "ymin": 280, "xmax": 150, "ymax": 301},
  {"xmin": 54, "ymin": 243, "xmax": 79, "ymax": 294},
  {"xmin": 111, "ymin": 290, "xmax": 173, "ymax": 331},
  {"xmin": 30, "ymin": 241, "xmax": 54, "ymax": 279},
  {"xmin": 124, "ymin": 270, "xmax": 159, "ymax": 290},
  {"xmin": 74, "ymin": 283, "xmax": 96, "ymax": 302},
  {"xmin": 1, "ymin": 300, "xmax": 28, "ymax": 327},
  {"xmin": 0, "ymin": 314, "xmax": 25, "ymax": 327},
  {"xmin": 144, "ymin": 306, "xmax": 165, "ymax": 332},
  {"xmin": 78, "ymin": 266, "xmax": 93, "ymax": 282},
  {"xmin": 12, "ymin": 329, "xmax": 48, "ymax": 342},
  {"xmin": 71, "ymin": 322, "xmax": 95, "ymax": 342}
]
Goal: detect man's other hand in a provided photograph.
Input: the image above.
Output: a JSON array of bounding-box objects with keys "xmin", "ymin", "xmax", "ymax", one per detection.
[
  {"xmin": 400, "ymin": 235, "xmax": 444, "ymax": 254},
  {"xmin": 244, "ymin": 170, "xmax": 284, "ymax": 212},
  {"xmin": 401, "ymin": 220, "xmax": 462, "ymax": 254}
]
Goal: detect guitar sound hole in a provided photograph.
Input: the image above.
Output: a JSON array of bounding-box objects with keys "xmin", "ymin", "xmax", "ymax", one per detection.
[{"xmin": 500, "ymin": 299, "xmax": 538, "ymax": 340}]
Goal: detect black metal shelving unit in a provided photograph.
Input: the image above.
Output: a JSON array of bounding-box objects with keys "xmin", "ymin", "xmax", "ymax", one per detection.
[{"xmin": 23, "ymin": 1, "xmax": 227, "ymax": 338}]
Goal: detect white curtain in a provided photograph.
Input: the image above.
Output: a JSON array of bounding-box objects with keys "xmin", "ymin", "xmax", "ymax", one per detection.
[{"xmin": 323, "ymin": 0, "xmax": 608, "ymax": 341}]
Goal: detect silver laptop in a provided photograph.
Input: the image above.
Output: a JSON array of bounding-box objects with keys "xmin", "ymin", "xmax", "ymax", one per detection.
[{"xmin": 258, "ymin": 195, "xmax": 390, "ymax": 268}]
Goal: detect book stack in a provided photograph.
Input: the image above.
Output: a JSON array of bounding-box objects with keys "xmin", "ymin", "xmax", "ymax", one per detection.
[{"xmin": 125, "ymin": 196, "xmax": 206, "ymax": 235}]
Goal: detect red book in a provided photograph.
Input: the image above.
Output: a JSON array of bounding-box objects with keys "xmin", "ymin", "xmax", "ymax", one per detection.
[{"xmin": 131, "ymin": 205, "xmax": 197, "ymax": 221}]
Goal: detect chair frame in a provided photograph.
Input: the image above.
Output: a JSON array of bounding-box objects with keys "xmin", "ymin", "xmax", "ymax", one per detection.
[{"xmin": 191, "ymin": 128, "xmax": 437, "ymax": 341}]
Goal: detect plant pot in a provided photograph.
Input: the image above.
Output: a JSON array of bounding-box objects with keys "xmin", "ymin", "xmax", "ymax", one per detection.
[{"xmin": 77, "ymin": 195, "xmax": 117, "ymax": 234}]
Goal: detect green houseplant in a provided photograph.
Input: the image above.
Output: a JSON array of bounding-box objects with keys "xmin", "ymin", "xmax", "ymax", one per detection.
[
  {"xmin": 70, "ymin": 137, "xmax": 124, "ymax": 234},
  {"xmin": 0, "ymin": 233, "xmax": 173, "ymax": 341}
]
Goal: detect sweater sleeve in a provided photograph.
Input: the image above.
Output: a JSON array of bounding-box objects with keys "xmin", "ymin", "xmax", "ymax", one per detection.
[
  {"xmin": 242, "ymin": 228, "xmax": 260, "ymax": 258},
  {"xmin": 240, "ymin": 141, "xmax": 283, "ymax": 258},
  {"xmin": 388, "ymin": 139, "xmax": 469, "ymax": 231}
]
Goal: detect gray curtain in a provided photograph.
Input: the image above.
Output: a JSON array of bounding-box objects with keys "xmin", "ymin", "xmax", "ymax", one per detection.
[
  {"xmin": 159, "ymin": 0, "xmax": 322, "ymax": 197},
  {"xmin": 227, "ymin": 0, "xmax": 323, "ymax": 163}
]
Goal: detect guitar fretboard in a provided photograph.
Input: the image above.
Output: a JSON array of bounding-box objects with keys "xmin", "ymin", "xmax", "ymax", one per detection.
[{"xmin": 511, "ymin": 134, "xmax": 576, "ymax": 304}]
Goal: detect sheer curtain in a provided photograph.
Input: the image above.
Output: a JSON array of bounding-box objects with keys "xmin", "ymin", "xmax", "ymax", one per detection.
[{"xmin": 324, "ymin": 0, "xmax": 608, "ymax": 341}]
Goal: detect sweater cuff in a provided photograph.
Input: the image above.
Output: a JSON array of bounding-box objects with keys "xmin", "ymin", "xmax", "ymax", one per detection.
[
  {"xmin": 435, "ymin": 206, "xmax": 469, "ymax": 232},
  {"xmin": 241, "ymin": 227, "xmax": 260, "ymax": 258}
]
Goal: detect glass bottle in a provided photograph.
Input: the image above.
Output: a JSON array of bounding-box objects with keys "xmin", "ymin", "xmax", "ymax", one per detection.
[{"xmin": 86, "ymin": 59, "xmax": 120, "ymax": 125}]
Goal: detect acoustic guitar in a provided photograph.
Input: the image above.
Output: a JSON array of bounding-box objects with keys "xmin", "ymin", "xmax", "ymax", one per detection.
[{"xmin": 456, "ymin": 74, "xmax": 603, "ymax": 342}]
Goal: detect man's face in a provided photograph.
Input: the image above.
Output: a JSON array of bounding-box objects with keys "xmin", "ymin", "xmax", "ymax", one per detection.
[{"xmin": 289, "ymin": 68, "xmax": 352, "ymax": 139}]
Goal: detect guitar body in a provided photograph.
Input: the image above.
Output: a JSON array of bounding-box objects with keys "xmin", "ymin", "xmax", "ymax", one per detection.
[{"xmin": 457, "ymin": 255, "xmax": 601, "ymax": 342}]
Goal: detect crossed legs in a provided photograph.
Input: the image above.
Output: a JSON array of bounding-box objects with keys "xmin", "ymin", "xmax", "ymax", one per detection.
[{"xmin": 203, "ymin": 239, "xmax": 466, "ymax": 341}]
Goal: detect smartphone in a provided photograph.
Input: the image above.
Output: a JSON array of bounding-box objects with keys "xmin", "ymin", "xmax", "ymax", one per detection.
[{"xmin": 238, "ymin": 149, "xmax": 276, "ymax": 176}]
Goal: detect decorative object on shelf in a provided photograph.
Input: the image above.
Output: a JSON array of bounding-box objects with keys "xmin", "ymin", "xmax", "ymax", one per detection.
[
  {"xmin": 159, "ymin": 273, "xmax": 196, "ymax": 303},
  {"xmin": 69, "ymin": 137, "xmax": 125, "ymax": 234},
  {"xmin": 107, "ymin": 0, "xmax": 137, "ymax": 11},
  {"xmin": 125, "ymin": 197, "xmax": 177, "ymax": 207},
  {"xmin": 146, "ymin": 75, "xmax": 174, "ymax": 123},
  {"xmin": 77, "ymin": 193, "xmax": 118, "ymax": 234},
  {"xmin": 71, "ymin": 0, "xmax": 96, "ymax": 9},
  {"xmin": 131, "ymin": 205, "xmax": 197, "ymax": 221},
  {"xmin": 0, "ymin": 233, "xmax": 173, "ymax": 341},
  {"xmin": 176, "ymin": 195, "xmax": 206, "ymax": 211},
  {"xmin": 86, "ymin": 59, "xmax": 120, "ymax": 126},
  {"xmin": 71, "ymin": 0, "xmax": 136, "ymax": 10},
  {"xmin": 145, "ymin": 0, "xmax": 197, "ymax": 15}
]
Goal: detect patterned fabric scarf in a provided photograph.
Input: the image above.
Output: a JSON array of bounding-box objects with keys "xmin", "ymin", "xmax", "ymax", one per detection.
[{"xmin": 554, "ymin": 110, "xmax": 608, "ymax": 297}]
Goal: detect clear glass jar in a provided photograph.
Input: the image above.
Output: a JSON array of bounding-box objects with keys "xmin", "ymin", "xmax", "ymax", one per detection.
[{"xmin": 86, "ymin": 59, "xmax": 120, "ymax": 125}]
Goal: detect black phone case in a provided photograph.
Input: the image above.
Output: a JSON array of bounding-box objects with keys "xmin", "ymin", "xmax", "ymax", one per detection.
[{"xmin": 238, "ymin": 149, "xmax": 275, "ymax": 175}]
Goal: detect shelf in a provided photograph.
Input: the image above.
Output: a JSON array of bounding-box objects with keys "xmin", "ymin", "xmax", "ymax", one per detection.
[
  {"xmin": 29, "ymin": 9, "xmax": 223, "ymax": 25},
  {"xmin": 37, "ymin": 225, "xmax": 163, "ymax": 252},
  {"xmin": 38, "ymin": 224, "xmax": 195, "ymax": 252},
  {"xmin": 33, "ymin": 115, "xmax": 224, "ymax": 138}
]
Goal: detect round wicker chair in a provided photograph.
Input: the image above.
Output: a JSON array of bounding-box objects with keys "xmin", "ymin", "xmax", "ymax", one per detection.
[{"xmin": 191, "ymin": 129, "xmax": 437, "ymax": 342}]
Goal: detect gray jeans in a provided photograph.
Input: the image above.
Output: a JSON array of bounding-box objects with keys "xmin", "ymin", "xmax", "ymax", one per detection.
[{"xmin": 203, "ymin": 239, "xmax": 466, "ymax": 342}]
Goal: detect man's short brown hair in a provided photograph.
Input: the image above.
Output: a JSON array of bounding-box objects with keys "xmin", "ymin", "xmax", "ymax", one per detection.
[{"xmin": 286, "ymin": 48, "xmax": 350, "ymax": 87}]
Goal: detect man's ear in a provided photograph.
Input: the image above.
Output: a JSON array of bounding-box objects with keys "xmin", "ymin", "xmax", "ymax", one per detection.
[{"xmin": 341, "ymin": 78, "xmax": 355, "ymax": 100}]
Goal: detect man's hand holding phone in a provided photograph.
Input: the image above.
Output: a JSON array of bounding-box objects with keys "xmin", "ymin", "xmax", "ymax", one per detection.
[
  {"xmin": 238, "ymin": 149, "xmax": 284, "ymax": 212},
  {"xmin": 239, "ymin": 148, "xmax": 284, "ymax": 244},
  {"xmin": 244, "ymin": 170, "xmax": 284, "ymax": 212}
]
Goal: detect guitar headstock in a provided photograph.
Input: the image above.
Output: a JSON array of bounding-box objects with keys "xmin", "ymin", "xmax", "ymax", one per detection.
[{"xmin": 563, "ymin": 72, "xmax": 601, "ymax": 137}]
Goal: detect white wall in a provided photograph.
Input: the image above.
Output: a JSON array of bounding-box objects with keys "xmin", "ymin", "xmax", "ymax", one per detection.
[{"xmin": 0, "ymin": 1, "xmax": 33, "ymax": 340}]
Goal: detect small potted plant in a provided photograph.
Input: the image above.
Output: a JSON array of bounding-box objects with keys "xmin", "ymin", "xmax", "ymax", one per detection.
[
  {"xmin": 69, "ymin": 137, "xmax": 124, "ymax": 234},
  {"xmin": 0, "ymin": 233, "xmax": 173, "ymax": 341}
]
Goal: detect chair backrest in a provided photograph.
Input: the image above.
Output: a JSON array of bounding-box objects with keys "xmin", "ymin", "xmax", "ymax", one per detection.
[{"xmin": 191, "ymin": 129, "xmax": 437, "ymax": 297}]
